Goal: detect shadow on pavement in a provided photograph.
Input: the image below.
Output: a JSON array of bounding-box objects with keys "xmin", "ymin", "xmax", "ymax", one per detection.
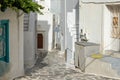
[{"xmin": 25, "ymin": 50, "xmax": 48, "ymax": 76}]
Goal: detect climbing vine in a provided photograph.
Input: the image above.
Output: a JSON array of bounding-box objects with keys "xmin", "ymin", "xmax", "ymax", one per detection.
[{"xmin": 0, "ymin": 0, "xmax": 44, "ymax": 14}]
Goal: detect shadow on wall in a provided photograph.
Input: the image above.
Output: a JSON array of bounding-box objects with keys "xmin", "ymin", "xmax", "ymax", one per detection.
[
  {"xmin": 66, "ymin": 26, "xmax": 73, "ymax": 63},
  {"xmin": 25, "ymin": 51, "xmax": 48, "ymax": 76},
  {"xmin": 75, "ymin": 2, "xmax": 79, "ymax": 42},
  {"xmin": 0, "ymin": 61, "xmax": 10, "ymax": 78},
  {"xmin": 66, "ymin": 0, "xmax": 79, "ymax": 12}
]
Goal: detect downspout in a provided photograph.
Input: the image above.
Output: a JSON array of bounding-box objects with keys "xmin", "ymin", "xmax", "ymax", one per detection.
[
  {"xmin": 52, "ymin": 14, "xmax": 55, "ymax": 49},
  {"xmin": 101, "ymin": 5, "xmax": 104, "ymax": 54},
  {"xmin": 35, "ymin": 12, "xmax": 37, "ymax": 59},
  {"xmin": 65, "ymin": 0, "xmax": 67, "ymax": 50},
  {"xmin": 76, "ymin": 0, "xmax": 80, "ymax": 42}
]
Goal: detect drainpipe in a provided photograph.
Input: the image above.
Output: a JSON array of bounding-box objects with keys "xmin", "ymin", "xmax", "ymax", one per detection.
[
  {"xmin": 35, "ymin": 13, "xmax": 37, "ymax": 59},
  {"xmin": 101, "ymin": 5, "xmax": 104, "ymax": 54},
  {"xmin": 65, "ymin": 0, "xmax": 67, "ymax": 50},
  {"xmin": 76, "ymin": 0, "xmax": 80, "ymax": 42},
  {"xmin": 52, "ymin": 14, "xmax": 55, "ymax": 49}
]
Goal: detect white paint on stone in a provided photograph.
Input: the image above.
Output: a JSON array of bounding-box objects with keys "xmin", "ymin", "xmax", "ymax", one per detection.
[
  {"xmin": 79, "ymin": 1, "xmax": 120, "ymax": 79},
  {"xmin": 80, "ymin": 3, "xmax": 102, "ymax": 44},
  {"xmin": 0, "ymin": 8, "xmax": 24, "ymax": 80},
  {"xmin": 37, "ymin": 0, "xmax": 53, "ymax": 51},
  {"xmin": 24, "ymin": 12, "xmax": 37, "ymax": 69},
  {"xmin": 79, "ymin": 2, "xmax": 120, "ymax": 52},
  {"xmin": 60, "ymin": 0, "xmax": 79, "ymax": 65},
  {"xmin": 81, "ymin": 0, "xmax": 120, "ymax": 3}
]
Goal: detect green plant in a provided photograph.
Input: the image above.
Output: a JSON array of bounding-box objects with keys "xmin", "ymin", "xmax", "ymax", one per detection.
[{"xmin": 0, "ymin": 0, "xmax": 44, "ymax": 14}]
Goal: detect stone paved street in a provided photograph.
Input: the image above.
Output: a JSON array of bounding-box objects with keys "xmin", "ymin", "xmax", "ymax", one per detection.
[{"xmin": 15, "ymin": 50, "xmax": 120, "ymax": 80}]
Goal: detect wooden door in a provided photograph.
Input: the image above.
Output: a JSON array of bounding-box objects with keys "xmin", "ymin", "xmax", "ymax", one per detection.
[{"xmin": 37, "ymin": 34, "xmax": 43, "ymax": 49}]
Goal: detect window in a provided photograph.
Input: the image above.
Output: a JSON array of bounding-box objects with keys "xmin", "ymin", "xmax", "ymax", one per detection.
[
  {"xmin": 0, "ymin": 20, "xmax": 9, "ymax": 63},
  {"xmin": 108, "ymin": 5, "xmax": 120, "ymax": 39}
]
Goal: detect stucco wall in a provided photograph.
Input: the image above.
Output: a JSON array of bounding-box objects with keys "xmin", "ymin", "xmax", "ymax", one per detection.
[
  {"xmin": 60, "ymin": 0, "xmax": 65, "ymax": 51},
  {"xmin": 36, "ymin": 0, "xmax": 53, "ymax": 51},
  {"xmin": 37, "ymin": 13, "xmax": 53, "ymax": 51},
  {"xmin": 103, "ymin": 5, "xmax": 120, "ymax": 51},
  {"xmin": 0, "ymin": 9, "xmax": 24, "ymax": 80},
  {"xmin": 60, "ymin": 0, "xmax": 79, "ymax": 64},
  {"xmin": 80, "ymin": 3, "xmax": 120, "ymax": 52},
  {"xmin": 50, "ymin": 0, "xmax": 61, "ymax": 14},
  {"xmin": 24, "ymin": 12, "xmax": 37, "ymax": 69},
  {"xmin": 80, "ymin": 3, "xmax": 103, "ymax": 44}
]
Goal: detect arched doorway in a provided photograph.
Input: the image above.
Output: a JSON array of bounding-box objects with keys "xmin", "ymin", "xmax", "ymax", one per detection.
[{"xmin": 37, "ymin": 34, "xmax": 43, "ymax": 49}]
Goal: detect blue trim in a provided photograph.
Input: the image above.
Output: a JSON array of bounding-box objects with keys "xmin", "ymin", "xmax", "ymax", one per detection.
[{"xmin": 0, "ymin": 20, "xmax": 9, "ymax": 63}]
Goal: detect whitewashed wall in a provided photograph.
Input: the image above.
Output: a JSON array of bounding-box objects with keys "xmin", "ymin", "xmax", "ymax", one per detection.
[
  {"xmin": 50, "ymin": 0, "xmax": 61, "ymax": 49},
  {"xmin": 0, "ymin": 8, "xmax": 24, "ymax": 80},
  {"xmin": 24, "ymin": 12, "xmax": 37, "ymax": 69},
  {"xmin": 80, "ymin": 3, "xmax": 103, "ymax": 44},
  {"xmin": 81, "ymin": 0, "xmax": 120, "ymax": 3},
  {"xmin": 37, "ymin": 13, "xmax": 53, "ymax": 51},
  {"xmin": 60, "ymin": 0, "xmax": 79, "ymax": 65},
  {"xmin": 50, "ymin": 0, "xmax": 61, "ymax": 14},
  {"xmin": 80, "ymin": 2, "xmax": 120, "ymax": 52},
  {"xmin": 103, "ymin": 5, "xmax": 120, "ymax": 51},
  {"xmin": 103, "ymin": 5, "xmax": 112, "ymax": 51},
  {"xmin": 37, "ymin": 0, "xmax": 53, "ymax": 51},
  {"xmin": 60, "ymin": 0, "xmax": 65, "ymax": 51}
]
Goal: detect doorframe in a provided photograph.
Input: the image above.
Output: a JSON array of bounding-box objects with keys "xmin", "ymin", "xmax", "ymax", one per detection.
[{"xmin": 37, "ymin": 31, "xmax": 45, "ymax": 50}]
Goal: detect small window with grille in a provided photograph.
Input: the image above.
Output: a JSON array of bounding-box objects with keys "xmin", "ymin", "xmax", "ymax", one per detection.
[
  {"xmin": 24, "ymin": 13, "xmax": 29, "ymax": 31},
  {"xmin": 108, "ymin": 5, "xmax": 120, "ymax": 39},
  {"xmin": 111, "ymin": 6, "xmax": 120, "ymax": 39}
]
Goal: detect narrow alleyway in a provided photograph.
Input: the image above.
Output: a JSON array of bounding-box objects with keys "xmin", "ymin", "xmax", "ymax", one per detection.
[{"xmin": 15, "ymin": 50, "xmax": 120, "ymax": 80}]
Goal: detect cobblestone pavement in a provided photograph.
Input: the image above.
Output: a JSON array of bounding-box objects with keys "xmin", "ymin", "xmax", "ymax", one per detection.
[{"xmin": 15, "ymin": 50, "xmax": 120, "ymax": 80}]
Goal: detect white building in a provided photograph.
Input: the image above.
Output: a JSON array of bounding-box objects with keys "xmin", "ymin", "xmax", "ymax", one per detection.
[
  {"xmin": 36, "ymin": 0, "xmax": 54, "ymax": 51},
  {"xmin": 0, "ymin": 8, "xmax": 24, "ymax": 80},
  {"xmin": 24, "ymin": 12, "xmax": 37, "ymax": 69},
  {"xmin": 80, "ymin": 0, "xmax": 120, "ymax": 53},
  {"xmin": 79, "ymin": 0, "xmax": 120, "ymax": 78},
  {"xmin": 50, "ymin": 0, "xmax": 120, "ymax": 78},
  {"xmin": 24, "ymin": 0, "xmax": 54, "ymax": 70},
  {"xmin": 50, "ymin": 0, "xmax": 61, "ymax": 49},
  {"xmin": 31, "ymin": 0, "xmax": 80, "ymax": 66},
  {"xmin": 59, "ymin": 0, "xmax": 79, "ymax": 65},
  {"xmin": 48, "ymin": 0, "xmax": 80, "ymax": 65}
]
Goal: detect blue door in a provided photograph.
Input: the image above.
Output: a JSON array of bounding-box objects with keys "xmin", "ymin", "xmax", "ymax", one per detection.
[{"xmin": 0, "ymin": 20, "xmax": 9, "ymax": 63}]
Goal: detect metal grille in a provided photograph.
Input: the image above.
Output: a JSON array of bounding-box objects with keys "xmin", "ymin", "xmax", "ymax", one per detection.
[{"xmin": 24, "ymin": 13, "xmax": 29, "ymax": 31}]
